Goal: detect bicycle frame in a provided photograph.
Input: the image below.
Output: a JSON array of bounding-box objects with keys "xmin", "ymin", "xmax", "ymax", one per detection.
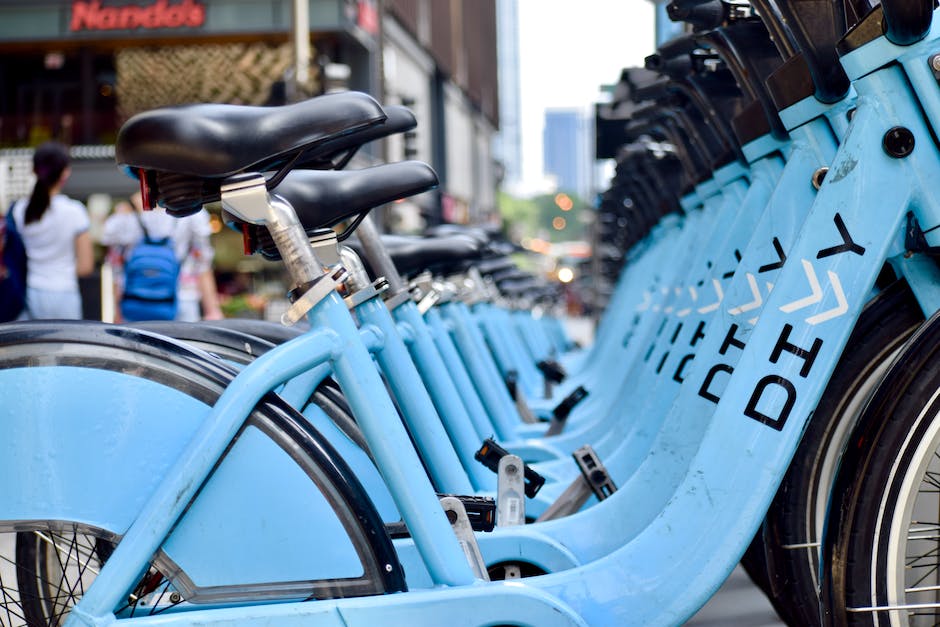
[
  {"xmin": 519, "ymin": 35, "xmax": 940, "ymax": 626},
  {"xmin": 360, "ymin": 18, "xmax": 940, "ymax": 622},
  {"xmin": 40, "ymin": 181, "xmax": 583, "ymax": 625}
]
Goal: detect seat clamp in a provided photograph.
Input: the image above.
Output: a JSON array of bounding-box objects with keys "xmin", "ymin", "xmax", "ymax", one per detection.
[
  {"xmin": 282, "ymin": 266, "xmax": 347, "ymax": 326},
  {"xmin": 383, "ymin": 289, "xmax": 412, "ymax": 312},
  {"xmin": 344, "ymin": 278, "xmax": 389, "ymax": 310}
]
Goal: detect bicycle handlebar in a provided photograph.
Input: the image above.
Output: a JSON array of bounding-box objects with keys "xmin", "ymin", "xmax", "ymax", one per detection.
[
  {"xmin": 881, "ymin": 0, "xmax": 933, "ymax": 45},
  {"xmin": 666, "ymin": 0, "xmax": 727, "ymax": 30},
  {"xmin": 657, "ymin": 33, "xmax": 701, "ymax": 60},
  {"xmin": 644, "ymin": 52, "xmax": 694, "ymax": 79},
  {"xmin": 749, "ymin": 0, "xmax": 849, "ymax": 103},
  {"xmin": 699, "ymin": 23, "xmax": 788, "ymax": 139}
]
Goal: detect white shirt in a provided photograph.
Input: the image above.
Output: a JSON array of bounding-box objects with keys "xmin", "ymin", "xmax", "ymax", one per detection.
[{"xmin": 12, "ymin": 195, "xmax": 90, "ymax": 291}]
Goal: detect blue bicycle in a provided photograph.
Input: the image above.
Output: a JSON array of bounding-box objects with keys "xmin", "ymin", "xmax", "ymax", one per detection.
[{"xmin": 5, "ymin": 0, "xmax": 940, "ymax": 624}]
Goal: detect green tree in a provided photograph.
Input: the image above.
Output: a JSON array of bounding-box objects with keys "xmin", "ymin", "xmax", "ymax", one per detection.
[{"xmin": 498, "ymin": 190, "xmax": 586, "ymax": 243}]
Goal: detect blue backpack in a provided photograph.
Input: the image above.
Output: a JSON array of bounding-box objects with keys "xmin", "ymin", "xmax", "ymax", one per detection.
[
  {"xmin": 0, "ymin": 209, "xmax": 27, "ymax": 322},
  {"xmin": 120, "ymin": 214, "xmax": 180, "ymax": 322}
]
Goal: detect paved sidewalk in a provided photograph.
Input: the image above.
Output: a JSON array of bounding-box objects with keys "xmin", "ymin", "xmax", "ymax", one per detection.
[
  {"xmin": 685, "ymin": 566, "xmax": 786, "ymax": 626},
  {"xmin": 563, "ymin": 316, "xmax": 596, "ymax": 347}
]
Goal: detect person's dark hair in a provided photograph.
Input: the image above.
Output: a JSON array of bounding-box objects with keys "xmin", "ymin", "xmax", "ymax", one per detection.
[{"xmin": 24, "ymin": 142, "xmax": 70, "ymax": 225}]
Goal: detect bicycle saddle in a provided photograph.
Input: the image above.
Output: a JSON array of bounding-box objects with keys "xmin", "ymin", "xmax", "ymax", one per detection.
[
  {"xmin": 243, "ymin": 160, "xmax": 439, "ymax": 260},
  {"xmin": 473, "ymin": 255, "xmax": 518, "ymax": 277},
  {"xmin": 424, "ymin": 224, "xmax": 491, "ymax": 246},
  {"xmin": 116, "ymin": 91, "xmax": 387, "ymax": 215},
  {"xmin": 424, "ymin": 224, "xmax": 519, "ymax": 257},
  {"xmin": 485, "ymin": 266, "xmax": 526, "ymax": 283},
  {"xmin": 303, "ymin": 105, "xmax": 418, "ymax": 170},
  {"xmin": 498, "ymin": 276, "xmax": 546, "ymax": 298},
  {"xmin": 347, "ymin": 233, "xmax": 487, "ymax": 279}
]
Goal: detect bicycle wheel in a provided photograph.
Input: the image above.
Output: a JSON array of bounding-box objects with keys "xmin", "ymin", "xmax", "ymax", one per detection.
[
  {"xmin": 0, "ymin": 321, "xmax": 403, "ymax": 625},
  {"xmin": 763, "ymin": 279, "xmax": 923, "ymax": 626},
  {"xmin": 822, "ymin": 307, "xmax": 940, "ymax": 626},
  {"xmin": 13, "ymin": 528, "xmax": 172, "ymax": 625},
  {"xmin": 125, "ymin": 320, "xmax": 372, "ymax": 453}
]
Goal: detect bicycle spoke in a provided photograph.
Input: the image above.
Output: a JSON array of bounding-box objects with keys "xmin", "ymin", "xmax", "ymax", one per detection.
[
  {"xmin": 47, "ymin": 531, "xmax": 85, "ymax": 624},
  {"xmin": 0, "ymin": 527, "xmax": 180, "ymax": 626},
  {"xmin": 922, "ymin": 470, "xmax": 940, "ymax": 492},
  {"xmin": 0, "ymin": 575, "xmax": 28, "ymax": 626},
  {"xmin": 34, "ymin": 532, "xmax": 100, "ymax": 579},
  {"xmin": 906, "ymin": 545, "xmax": 940, "ymax": 569}
]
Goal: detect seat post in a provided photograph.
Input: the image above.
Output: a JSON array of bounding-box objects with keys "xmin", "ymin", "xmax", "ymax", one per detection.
[
  {"xmin": 220, "ymin": 174, "xmax": 327, "ymax": 295},
  {"xmin": 354, "ymin": 213, "xmax": 409, "ymax": 299}
]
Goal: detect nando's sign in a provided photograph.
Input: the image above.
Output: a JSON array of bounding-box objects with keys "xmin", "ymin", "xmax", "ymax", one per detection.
[{"xmin": 70, "ymin": 0, "xmax": 206, "ymax": 32}]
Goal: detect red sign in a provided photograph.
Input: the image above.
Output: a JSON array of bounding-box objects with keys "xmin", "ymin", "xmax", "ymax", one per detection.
[
  {"xmin": 357, "ymin": 0, "xmax": 378, "ymax": 36},
  {"xmin": 70, "ymin": 0, "xmax": 206, "ymax": 31}
]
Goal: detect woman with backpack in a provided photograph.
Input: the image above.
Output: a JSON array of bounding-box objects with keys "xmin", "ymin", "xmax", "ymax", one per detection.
[
  {"xmin": 10, "ymin": 141, "xmax": 94, "ymax": 319},
  {"xmin": 101, "ymin": 191, "xmax": 223, "ymax": 322}
]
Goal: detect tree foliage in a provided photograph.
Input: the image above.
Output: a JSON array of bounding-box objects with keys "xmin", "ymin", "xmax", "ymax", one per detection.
[{"xmin": 497, "ymin": 190, "xmax": 586, "ymax": 243}]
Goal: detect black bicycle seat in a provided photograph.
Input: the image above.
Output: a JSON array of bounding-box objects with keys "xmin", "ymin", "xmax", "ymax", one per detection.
[
  {"xmin": 347, "ymin": 233, "xmax": 487, "ymax": 279},
  {"xmin": 473, "ymin": 256, "xmax": 518, "ymax": 277},
  {"xmin": 242, "ymin": 161, "xmax": 439, "ymax": 259},
  {"xmin": 491, "ymin": 268, "xmax": 533, "ymax": 285},
  {"xmin": 303, "ymin": 105, "xmax": 417, "ymax": 170},
  {"xmin": 423, "ymin": 224, "xmax": 518, "ymax": 256},
  {"xmin": 117, "ymin": 91, "xmax": 387, "ymax": 178},
  {"xmin": 497, "ymin": 276, "xmax": 543, "ymax": 297},
  {"xmin": 116, "ymin": 92, "xmax": 387, "ymax": 215}
]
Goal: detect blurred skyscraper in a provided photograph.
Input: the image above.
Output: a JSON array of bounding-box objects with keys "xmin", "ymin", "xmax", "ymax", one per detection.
[
  {"xmin": 543, "ymin": 108, "xmax": 593, "ymax": 200},
  {"xmin": 494, "ymin": 0, "xmax": 523, "ymax": 191}
]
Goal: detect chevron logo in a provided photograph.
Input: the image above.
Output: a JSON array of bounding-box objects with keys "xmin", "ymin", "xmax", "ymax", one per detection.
[
  {"xmin": 727, "ymin": 272, "xmax": 763, "ymax": 316},
  {"xmin": 676, "ymin": 286, "xmax": 697, "ymax": 318},
  {"xmin": 697, "ymin": 278, "xmax": 724, "ymax": 314},
  {"xmin": 779, "ymin": 259, "xmax": 849, "ymax": 325},
  {"xmin": 758, "ymin": 237, "xmax": 787, "ymax": 273}
]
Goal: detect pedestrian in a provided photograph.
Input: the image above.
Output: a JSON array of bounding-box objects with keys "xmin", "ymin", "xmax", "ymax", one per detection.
[
  {"xmin": 10, "ymin": 141, "xmax": 94, "ymax": 319},
  {"xmin": 101, "ymin": 191, "xmax": 223, "ymax": 322}
]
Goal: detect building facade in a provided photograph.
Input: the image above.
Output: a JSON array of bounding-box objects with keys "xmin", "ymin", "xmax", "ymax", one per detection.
[
  {"xmin": 0, "ymin": 0, "xmax": 499, "ymax": 227},
  {"xmin": 493, "ymin": 0, "xmax": 521, "ymax": 192},
  {"xmin": 384, "ymin": 0, "xmax": 499, "ymax": 225}
]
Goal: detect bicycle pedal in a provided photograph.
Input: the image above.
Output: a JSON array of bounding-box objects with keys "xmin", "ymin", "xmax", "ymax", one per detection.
[
  {"xmin": 572, "ymin": 445, "xmax": 617, "ymax": 500},
  {"xmin": 384, "ymin": 521, "xmax": 411, "ymax": 539},
  {"xmin": 504, "ymin": 370, "xmax": 519, "ymax": 398},
  {"xmin": 497, "ymin": 454, "xmax": 526, "ymax": 526},
  {"xmin": 536, "ymin": 445, "xmax": 616, "ymax": 522},
  {"xmin": 504, "ymin": 370, "xmax": 539, "ymax": 423},
  {"xmin": 512, "ymin": 385, "xmax": 540, "ymax": 424},
  {"xmin": 437, "ymin": 493, "xmax": 496, "ymax": 532},
  {"xmin": 536, "ymin": 359, "xmax": 567, "ymax": 384},
  {"xmin": 546, "ymin": 385, "xmax": 589, "ymax": 436},
  {"xmin": 439, "ymin": 496, "xmax": 490, "ymax": 581},
  {"xmin": 387, "ymin": 496, "xmax": 496, "ymax": 535},
  {"xmin": 475, "ymin": 437, "xmax": 546, "ymax": 498}
]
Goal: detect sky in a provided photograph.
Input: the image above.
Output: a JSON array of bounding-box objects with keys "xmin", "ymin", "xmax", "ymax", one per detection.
[{"xmin": 514, "ymin": 0, "xmax": 657, "ymax": 195}]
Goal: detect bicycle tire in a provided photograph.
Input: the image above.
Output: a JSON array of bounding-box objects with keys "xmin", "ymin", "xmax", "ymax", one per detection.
[
  {"xmin": 821, "ymin": 306, "xmax": 940, "ymax": 626},
  {"xmin": 210, "ymin": 317, "xmax": 307, "ymax": 345},
  {"xmin": 125, "ymin": 320, "xmax": 373, "ymax": 456},
  {"xmin": 126, "ymin": 320, "xmax": 279, "ymax": 365},
  {"xmin": 762, "ymin": 279, "xmax": 923, "ymax": 625},
  {"xmin": 0, "ymin": 320, "xmax": 404, "ymax": 625}
]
